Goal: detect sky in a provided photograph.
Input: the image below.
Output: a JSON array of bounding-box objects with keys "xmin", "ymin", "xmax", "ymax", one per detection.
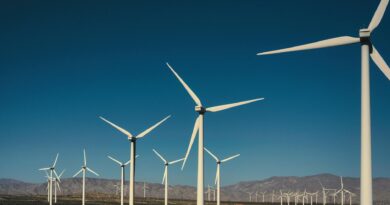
[{"xmin": 0, "ymin": 0, "xmax": 389, "ymax": 186}]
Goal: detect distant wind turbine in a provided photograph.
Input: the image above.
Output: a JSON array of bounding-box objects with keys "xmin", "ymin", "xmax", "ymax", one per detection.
[
  {"xmin": 152, "ymin": 149, "xmax": 184, "ymax": 205},
  {"xmin": 257, "ymin": 1, "xmax": 390, "ymax": 205},
  {"xmin": 39, "ymin": 153, "xmax": 60, "ymax": 205},
  {"xmin": 107, "ymin": 155, "xmax": 137, "ymax": 205},
  {"xmin": 99, "ymin": 115, "xmax": 170, "ymax": 205},
  {"xmin": 204, "ymin": 147, "xmax": 239, "ymax": 205},
  {"xmin": 166, "ymin": 63, "xmax": 263, "ymax": 205},
  {"xmin": 53, "ymin": 170, "xmax": 64, "ymax": 203},
  {"xmin": 73, "ymin": 149, "xmax": 99, "ymax": 205}
]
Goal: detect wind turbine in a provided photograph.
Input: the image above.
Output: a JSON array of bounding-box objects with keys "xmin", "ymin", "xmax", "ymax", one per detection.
[
  {"xmin": 257, "ymin": 1, "xmax": 390, "ymax": 205},
  {"xmin": 54, "ymin": 170, "xmax": 64, "ymax": 203},
  {"xmin": 247, "ymin": 192, "xmax": 254, "ymax": 202},
  {"xmin": 319, "ymin": 181, "xmax": 336, "ymax": 205},
  {"xmin": 345, "ymin": 190, "xmax": 356, "ymax": 205},
  {"xmin": 335, "ymin": 177, "xmax": 350, "ymax": 205},
  {"xmin": 204, "ymin": 147, "xmax": 240, "ymax": 205},
  {"xmin": 279, "ymin": 191, "xmax": 284, "ymax": 205},
  {"xmin": 73, "ymin": 149, "xmax": 99, "ymax": 205},
  {"xmin": 39, "ymin": 153, "xmax": 60, "ymax": 205},
  {"xmin": 107, "ymin": 155, "xmax": 137, "ymax": 205},
  {"xmin": 152, "ymin": 149, "xmax": 184, "ymax": 205},
  {"xmin": 261, "ymin": 191, "xmax": 267, "ymax": 203},
  {"xmin": 99, "ymin": 115, "xmax": 170, "ymax": 205},
  {"xmin": 166, "ymin": 63, "xmax": 263, "ymax": 205},
  {"xmin": 143, "ymin": 182, "xmax": 148, "ymax": 198},
  {"xmin": 43, "ymin": 171, "xmax": 50, "ymax": 202}
]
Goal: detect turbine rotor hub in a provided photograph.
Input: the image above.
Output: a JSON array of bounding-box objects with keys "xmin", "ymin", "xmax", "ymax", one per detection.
[{"xmin": 195, "ymin": 106, "xmax": 206, "ymax": 114}]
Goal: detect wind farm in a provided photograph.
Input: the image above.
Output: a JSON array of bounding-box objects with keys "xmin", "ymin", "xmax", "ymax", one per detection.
[{"xmin": 0, "ymin": 1, "xmax": 389, "ymax": 205}]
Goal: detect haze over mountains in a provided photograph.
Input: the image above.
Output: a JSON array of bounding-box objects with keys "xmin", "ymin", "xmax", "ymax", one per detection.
[{"xmin": 1, "ymin": 174, "xmax": 390, "ymax": 202}]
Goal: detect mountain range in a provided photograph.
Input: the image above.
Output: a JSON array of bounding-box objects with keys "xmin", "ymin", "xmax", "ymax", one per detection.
[{"xmin": 1, "ymin": 174, "xmax": 390, "ymax": 202}]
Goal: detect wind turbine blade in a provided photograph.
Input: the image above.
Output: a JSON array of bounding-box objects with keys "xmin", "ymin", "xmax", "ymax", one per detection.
[
  {"xmin": 369, "ymin": 0, "xmax": 389, "ymax": 31},
  {"xmin": 221, "ymin": 154, "xmax": 240, "ymax": 163},
  {"xmin": 108, "ymin": 155, "xmax": 123, "ymax": 166},
  {"xmin": 57, "ymin": 182, "xmax": 61, "ymax": 192},
  {"xmin": 86, "ymin": 167, "xmax": 99, "ymax": 176},
  {"xmin": 257, "ymin": 36, "xmax": 360, "ymax": 55},
  {"xmin": 181, "ymin": 116, "xmax": 200, "ymax": 170},
  {"xmin": 124, "ymin": 155, "xmax": 138, "ymax": 165},
  {"xmin": 73, "ymin": 169, "xmax": 83, "ymax": 177},
  {"xmin": 371, "ymin": 46, "xmax": 390, "ymax": 80},
  {"xmin": 153, "ymin": 149, "xmax": 167, "ymax": 163},
  {"xmin": 53, "ymin": 170, "xmax": 61, "ymax": 182},
  {"xmin": 99, "ymin": 116, "xmax": 133, "ymax": 138},
  {"xmin": 58, "ymin": 170, "xmax": 65, "ymax": 179},
  {"xmin": 162, "ymin": 168, "xmax": 167, "ymax": 184},
  {"xmin": 166, "ymin": 62, "xmax": 202, "ymax": 106},
  {"xmin": 39, "ymin": 168, "xmax": 50, "ymax": 171},
  {"xmin": 169, "ymin": 158, "xmax": 185, "ymax": 165},
  {"xmin": 135, "ymin": 115, "xmax": 171, "ymax": 139},
  {"xmin": 206, "ymin": 98, "xmax": 264, "ymax": 112},
  {"xmin": 83, "ymin": 149, "xmax": 87, "ymax": 166},
  {"xmin": 204, "ymin": 147, "xmax": 219, "ymax": 162},
  {"xmin": 52, "ymin": 153, "xmax": 59, "ymax": 167}
]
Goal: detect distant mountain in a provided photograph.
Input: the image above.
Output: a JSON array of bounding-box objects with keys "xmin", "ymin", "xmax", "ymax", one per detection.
[{"xmin": 1, "ymin": 174, "xmax": 390, "ymax": 202}]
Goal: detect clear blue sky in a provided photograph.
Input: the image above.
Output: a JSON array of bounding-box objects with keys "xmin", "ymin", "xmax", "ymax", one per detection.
[{"xmin": 0, "ymin": 0, "xmax": 389, "ymax": 186}]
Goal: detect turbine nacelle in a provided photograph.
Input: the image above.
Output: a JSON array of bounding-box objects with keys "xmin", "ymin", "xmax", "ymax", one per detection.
[
  {"xmin": 195, "ymin": 106, "xmax": 206, "ymax": 114},
  {"xmin": 359, "ymin": 29, "xmax": 371, "ymax": 38}
]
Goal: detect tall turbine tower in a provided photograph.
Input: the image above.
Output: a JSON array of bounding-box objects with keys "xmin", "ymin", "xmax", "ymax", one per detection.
[
  {"xmin": 204, "ymin": 147, "xmax": 239, "ymax": 205},
  {"xmin": 257, "ymin": 1, "xmax": 390, "ymax": 205},
  {"xmin": 73, "ymin": 149, "xmax": 99, "ymax": 205},
  {"xmin": 166, "ymin": 63, "xmax": 263, "ymax": 205},
  {"xmin": 39, "ymin": 153, "xmax": 60, "ymax": 205},
  {"xmin": 107, "ymin": 155, "xmax": 137, "ymax": 205},
  {"xmin": 152, "ymin": 149, "xmax": 184, "ymax": 205},
  {"xmin": 100, "ymin": 115, "xmax": 170, "ymax": 205}
]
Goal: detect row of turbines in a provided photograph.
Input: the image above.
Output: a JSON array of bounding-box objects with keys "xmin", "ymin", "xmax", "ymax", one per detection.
[
  {"xmin": 38, "ymin": 1, "xmax": 389, "ymax": 205},
  {"xmin": 245, "ymin": 178, "xmax": 356, "ymax": 205}
]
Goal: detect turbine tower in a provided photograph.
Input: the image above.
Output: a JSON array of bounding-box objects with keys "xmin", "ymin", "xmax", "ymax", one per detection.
[
  {"xmin": 204, "ymin": 147, "xmax": 239, "ymax": 205},
  {"xmin": 257, "ymin": 1, "xmax": 390, "ymax": 205},
  {"xmin": 73, "ymin": 149, "xmax": 99, "ymax": 205},
  {"xmin": 152, "ymin": 149, "xmax": 184, "ymax": 205},
  {"xmin": 107, "ymin": 154, "xmax": 136, "ymax": 205},
  {"xmin": 39, "ymin": 153, "xmax": 60, "ymax": 205},
  {"xmin": 99, "ymin": 115, "xmax": 170, "ymax": 205},
  {"xmin": 166, "ymin": 62, "xmax": 263, "ymax": 205},
  {"xmin": 53, "ymin": 170, "xmax": 64, "ymax": 203}
]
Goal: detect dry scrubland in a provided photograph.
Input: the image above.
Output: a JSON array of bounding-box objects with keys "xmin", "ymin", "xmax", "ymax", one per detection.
[{"xmin": 0, "ymin": 195, "xmax": 372, "ymax": 205}]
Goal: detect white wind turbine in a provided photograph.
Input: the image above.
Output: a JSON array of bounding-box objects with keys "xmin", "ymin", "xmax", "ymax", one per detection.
[
  {"xmin": 53, "ymin": 170, "xmax": 65, "ymax": 203},
  {"xmin": 143, "ymin": 182, "xmax": 148, "ymax": 198},
  {"xmin": 335, "ymin": 177, "xmax": 351, "ymax": 205},
  {"xmin": 99, "ymin": 115, "xmax": 170, "ymax": 205},
  {"xmin": 319, "ymin": 181, "xmax": 336, "ymax": 205},
  {"xmin": 73, "ymin": 149, "xmax": 99, "ymax": 205},
  {"xmin": 152, "ymin": 149, "xmax": 184, "ymax": 205},
  {"xmin": 260, "ymin": 191, "xmax": 267, "ymax": 203},
  {"xmin": 204, "ymin": 147, "xmax": 240, "ymax": 205},
  {"xmin": 39, "ymin": 153, "xmax": 60, "ymax": 205},
  {"xmin": 247, "ymin": 192, "xmax": 254, "ymax": 202},
  {"xmin": 166, "ymin": 63, "xmax": 263, "ymax": 205},
  {"xmin": 107, "ymin": 155, "xmax": 137, "ymax": 205},
  {"xmin": 345, "ymin": 190, "xmax": 356, "ymax": 205},
  {"xmin": 257, "ymin": 1, "xmax": 390, "ymax": 205}
]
